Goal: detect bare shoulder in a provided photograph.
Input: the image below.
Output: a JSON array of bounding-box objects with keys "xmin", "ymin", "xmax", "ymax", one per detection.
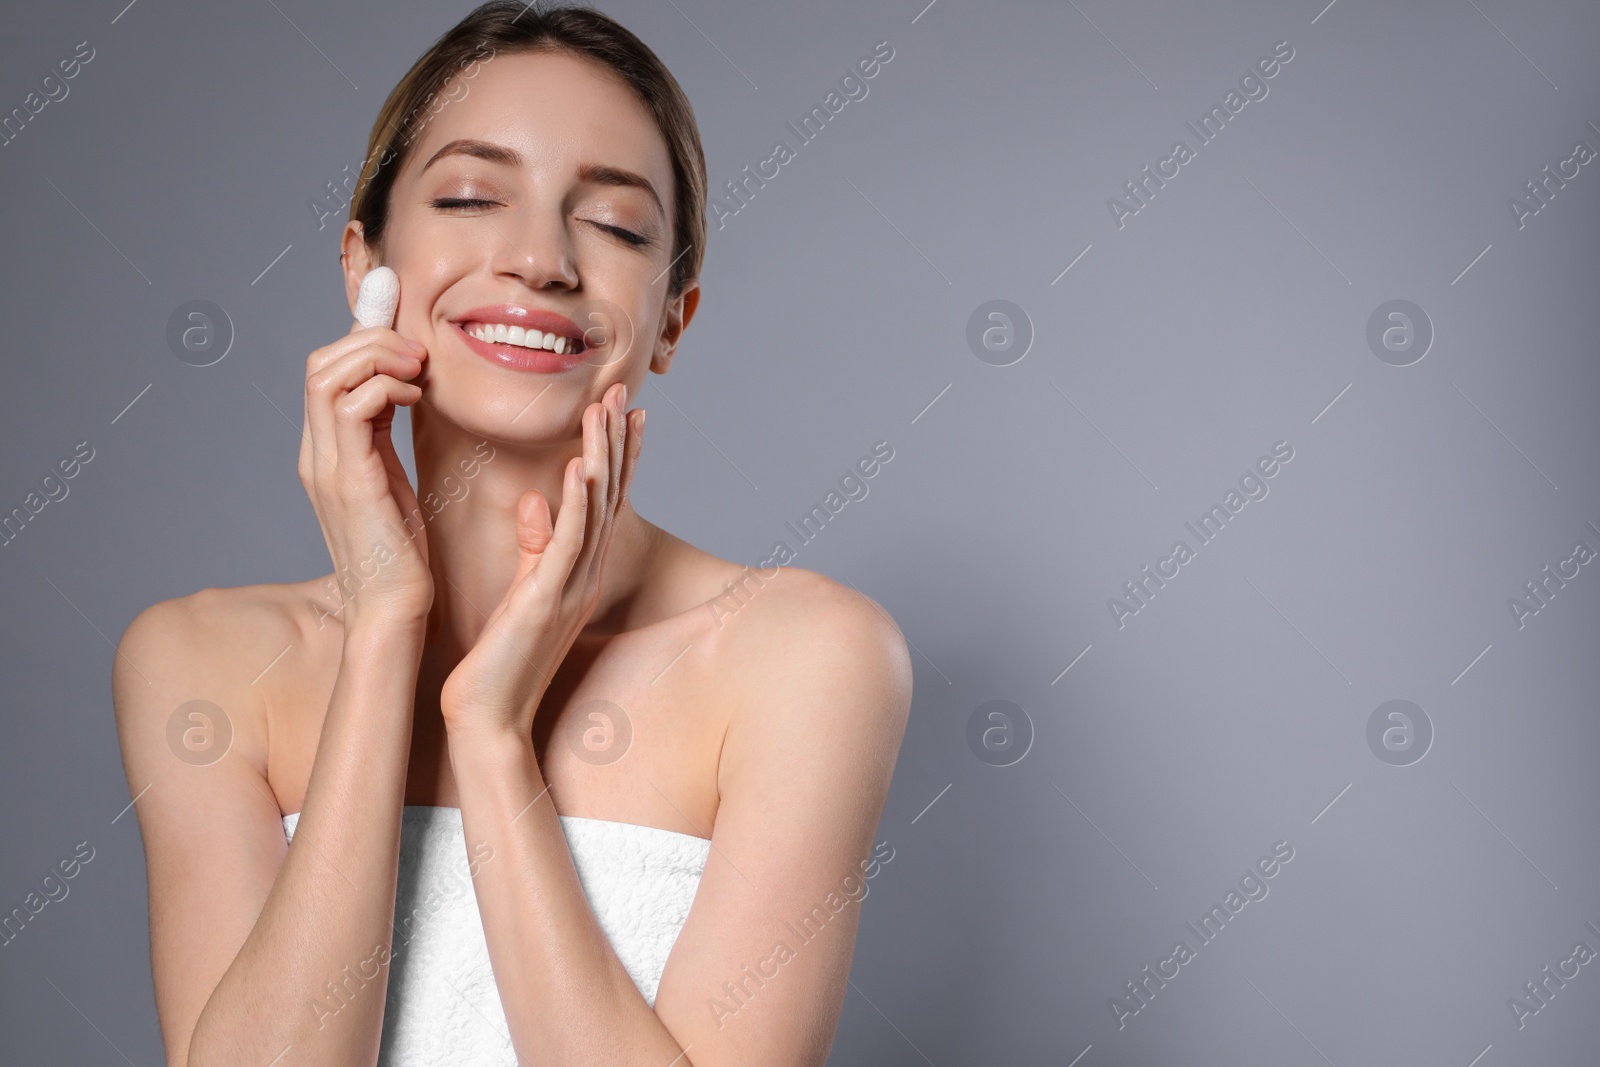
[
  {"xmin": 113, "ymin": 577, "xmax": 333, "ymax": 771},
  {"xmin": 713, "ymin": 564, "xmax": 913, "ymax": 738},
  {"xmin": 116, "ymin": 578, "xmax": 326, "ymax": 693},
  {"xmin": 719, "ymin": 564, "xmax": 905, "ymax": 647},
  {"xmin": 119, "ymin": 580, "xmax": 317, "ymax": 667},
  {"xmin": 111, "ymin": 578, "xmax": 332, "ymax": 1062}
]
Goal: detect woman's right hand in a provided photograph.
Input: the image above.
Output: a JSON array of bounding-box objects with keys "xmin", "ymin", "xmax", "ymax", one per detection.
[{"xmin": 297, "ymin": 304, "xmax": 433, "ymax": 629}]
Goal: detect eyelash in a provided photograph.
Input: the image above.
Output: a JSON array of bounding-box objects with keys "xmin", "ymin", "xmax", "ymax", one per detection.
[
  {"xmin": 602, "ymin": 225, "xmax": 651, "ymax": 248},
  {"xmin": 430, "ymin": 197, "xmax": 497, "ymax": 212},
  {"xmin": 428, "ymin": 197, "xmax": 650, "ymax": 247}
]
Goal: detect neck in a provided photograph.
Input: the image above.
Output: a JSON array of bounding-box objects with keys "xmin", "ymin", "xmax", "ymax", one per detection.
[{"xmin": 407, "ymin": 406, "xmax": 660, "ymax": 661}]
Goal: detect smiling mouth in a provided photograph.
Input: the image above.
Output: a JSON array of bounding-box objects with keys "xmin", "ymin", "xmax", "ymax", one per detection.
[{"xmin": 461, "ymin": 320, "xmax": 586, "ymax": 356}]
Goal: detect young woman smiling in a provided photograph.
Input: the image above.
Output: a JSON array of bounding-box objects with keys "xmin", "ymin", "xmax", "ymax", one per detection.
[{"xmin": 111, "ymin": 4, "xmax": 912, "ymax": 1065}]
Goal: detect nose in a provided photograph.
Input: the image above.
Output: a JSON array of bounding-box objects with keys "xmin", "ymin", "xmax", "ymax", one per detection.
[{"xmin": 491, "ymin": 210, "xmax": 579, "ymax": 290}]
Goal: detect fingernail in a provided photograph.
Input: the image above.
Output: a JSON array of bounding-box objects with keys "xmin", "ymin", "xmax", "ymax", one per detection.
[
  {"xmin": 620, "ymin": 383, "xmax": 628, "ymax": 408},
  {"xmin": 405, "ymin": 338, "xmax": 425, "ymax": 353}
]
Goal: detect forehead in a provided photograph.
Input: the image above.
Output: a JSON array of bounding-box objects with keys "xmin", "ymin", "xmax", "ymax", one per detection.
[{"xmin": 402, "ymin": 48, "xmax": 672, "ymax": 197}]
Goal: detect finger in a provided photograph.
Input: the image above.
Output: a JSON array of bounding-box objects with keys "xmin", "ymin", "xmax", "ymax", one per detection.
[
  {"xmin": 309, "ymin": 346, "xmax": 423, "ymax": 396},
  {"xmin": 300, "ymin": 380, "xmax": 344, "ymax": 497},
  {"xmin": 594, "ymin": 387, "xmax": 627, "ymax": 561},
  {"xmin": 570, "ymin": 400, "xmax": 611, "ymax": 584},
  {"xmin": 308, "ymin": 327, "xmax": 423, "ymax": 376},
  {"xmin": 329, "ymin": 375, "xmax": 423, "ymax": 493},
  {"xmin": 618, "ymin": 406, "xmax": 645, "ymax": 511},
  {"xmin": 371, "ymin": 401, "xmax": 422, "ymax": 518},
  {"xmin": 540, "ymin": 455, "xmax": 590, "ymax": 591},
  {"xmin": 606, "ymin": 384, "xmax": 627, "ymax": 509},
  {"xmin": 353, "ymin": 266, "xmax": 400, "ymax": 330},
  {"xmin": 311, "ymin": 265, "xmax": 414, "ymax": 375},
  {"xmin": 297, "ymin": 400, "xmax": 316, "ymax": 489},
  {"xmin": 588, "ymin": 386, "xmax": 630, "ymax": 575},
  {"xmin": 595, "ymin": 395, "xmax": 618, "ymax": 517},
  {"xmin": 307, "ymin": 346, "xmax": 423, "ymax": 486},
  {"xmin": 495, "ymin": 488, "xmax": 562, "ymax": 632},
  {"xmin": 512, "ymin": 488, "xmax": 555, "ymax": 588}
]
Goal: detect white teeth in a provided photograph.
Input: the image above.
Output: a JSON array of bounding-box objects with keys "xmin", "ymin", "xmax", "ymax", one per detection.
[{"xmin": 467, "ymin": 322, "xmax": 576, "ymax": 354}]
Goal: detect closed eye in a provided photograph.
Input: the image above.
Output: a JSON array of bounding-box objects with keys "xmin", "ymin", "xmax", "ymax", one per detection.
[
  {"xmin": 430, "ymin": 197, "xmax": 499, "ymax": 212},
  {"xmin": 429, "ymin": 198, "xmax": 650, "ymax": 248},
  {"xmin": 596, "ymin": 222, "xmax": 650, "ymax": 248}
]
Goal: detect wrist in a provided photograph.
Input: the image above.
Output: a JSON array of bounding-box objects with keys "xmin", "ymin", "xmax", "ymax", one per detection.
[
  {"xmin": 446, "ymin": 723, "xmax": 537, "ymax": 778},
  {"xmin": 342, "ymin": 614, "xmax": 428, "ymax": 657}
]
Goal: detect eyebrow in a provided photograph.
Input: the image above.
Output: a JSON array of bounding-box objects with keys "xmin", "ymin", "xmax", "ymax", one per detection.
[{"xmin": 420, "ymin": 138, "xmax": 665, "ymax": 218}]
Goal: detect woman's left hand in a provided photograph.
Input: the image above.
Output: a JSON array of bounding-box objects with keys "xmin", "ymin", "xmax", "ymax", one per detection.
[{"xmin": 438, "ymin": 381, "xmax": 643, "ymax": 741}]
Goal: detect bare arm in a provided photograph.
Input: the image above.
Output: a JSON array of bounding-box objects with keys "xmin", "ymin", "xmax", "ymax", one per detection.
[
  {"xmin": 114, "ymin": 598, "xmax": 426, "ymax": 1066},
  {"xmin": 424, "ymin": 385, "xmax": 912, "ymax": 1062},
  {"xmin": 114, "ymin": 292, "xmax": 439, "ymax": 1066},
  {"xmin": 448, "ymin": 574, "xmax": 913, "ymax": 1066}
]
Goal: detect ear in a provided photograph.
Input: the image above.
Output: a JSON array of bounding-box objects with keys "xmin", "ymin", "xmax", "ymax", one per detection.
[
  {"xmin": 649, "ymin": 280, "xmax": 699, "ymax": 375},
  {"xmin": 340, "ymin": 221, "xmax": 379, "ymax": 319}
]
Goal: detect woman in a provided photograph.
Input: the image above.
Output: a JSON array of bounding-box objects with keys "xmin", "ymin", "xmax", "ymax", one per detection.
[{"xmin": 111, "ymin": 4, "xmax": 912, "ymax": 1064}]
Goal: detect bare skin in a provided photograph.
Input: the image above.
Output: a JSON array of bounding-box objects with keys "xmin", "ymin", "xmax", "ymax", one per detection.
[{"xmin": 112, "ymin": 48, "xmax": 910, "ymax": 1067}]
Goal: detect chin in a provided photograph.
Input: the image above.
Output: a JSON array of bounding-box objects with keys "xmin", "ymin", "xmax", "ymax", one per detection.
[{"xmin": 415, "ymin": 357, "xmax": 600, "ymax": 445}]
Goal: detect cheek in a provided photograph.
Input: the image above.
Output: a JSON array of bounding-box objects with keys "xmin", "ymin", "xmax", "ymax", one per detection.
[
  {"xmin": 393, "ymin": 278, "xmax": 447, "ymax": 346},
  {"xmin": 380, "ymin": 255, "xmax": 466, "ymax": 344}
]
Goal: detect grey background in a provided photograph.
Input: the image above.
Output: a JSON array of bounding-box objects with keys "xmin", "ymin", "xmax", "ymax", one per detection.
[{"xmin": 2, "ymin": 0, "xmax": 1597, "ymax": 1064}]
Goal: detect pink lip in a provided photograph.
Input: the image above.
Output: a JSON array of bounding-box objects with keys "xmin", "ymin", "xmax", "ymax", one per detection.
[{"xmin": 450, "ymin": 304, "xmax": 589, "ymax": 374}]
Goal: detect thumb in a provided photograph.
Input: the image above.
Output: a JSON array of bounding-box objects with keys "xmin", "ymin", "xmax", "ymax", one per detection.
[
  {"xmin": 352, "ymin": 266, "xmax": 400, "ymax": 333},
  {"xmin": 513, "ymin": 488, "xmax": 555, "ymax": 586}
]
